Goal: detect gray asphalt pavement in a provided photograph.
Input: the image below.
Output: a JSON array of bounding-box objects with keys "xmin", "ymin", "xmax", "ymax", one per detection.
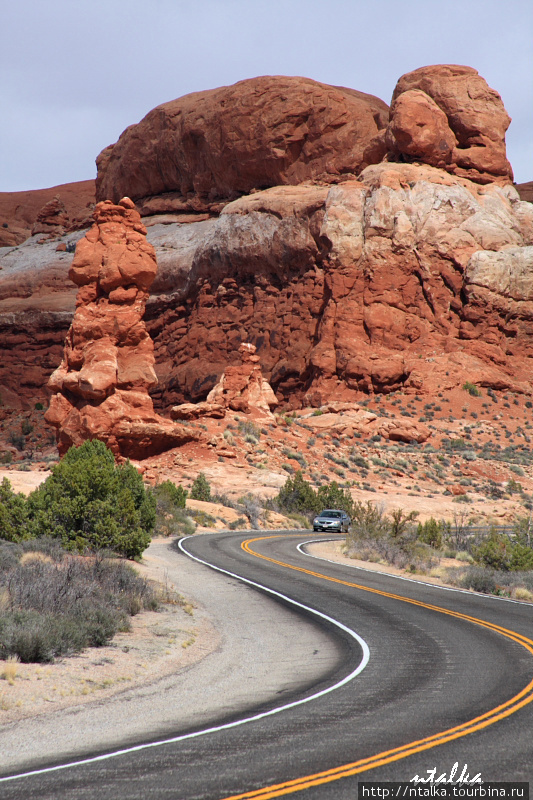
[{"xmin": 0, "ymin": 531, "xmax": 531, "ymax": 799}]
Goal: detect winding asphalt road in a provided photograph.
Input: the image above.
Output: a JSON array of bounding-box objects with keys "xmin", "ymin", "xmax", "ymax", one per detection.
[{"xmin": 1, "ymin": 530, "xmax": 532, "ymax": 799}]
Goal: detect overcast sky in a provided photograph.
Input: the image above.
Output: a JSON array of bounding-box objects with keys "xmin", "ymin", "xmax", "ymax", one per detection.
[{"xmin": 2, "ymin": 0, "xmax": 531, "ymax": 192}]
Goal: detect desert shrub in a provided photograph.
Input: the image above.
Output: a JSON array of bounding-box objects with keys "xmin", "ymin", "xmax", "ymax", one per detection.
[
  {"xmin": 228, "ymin": 517, "xmax": 248, "ymax": 530},
  {"xmin": 190, "ymin": 472, "xmax": 211, "ymax": 501},
  {"xmin": 238, "ymin": 493, "xmax": 263, "ymax": 529},
  {"xmin": 8, "ymin": 432, "xmax": 25, "ymax": 451},
  {"xmin": 274, "ymin": 472, "xmax": 355, "ymax": 520},
  {"xmin": 0, "ymin": 478, "xmax": 30, "ymax": 543},
  {"xmin": 188, "ymin": 508, "xmax": 216, "ymax": 528},
  {"xmin": 21, "ymin": 419, "xmax": 33, "ymax": 436},
  {"xmin": 316, "ymin": 481, "xmax": 354, "ymax": 516},
  {"xmin": 275, "ymin": 471, "xmax": 319, "ymax": 515},
  {"xmin": 156, "ymin": 508, "xmax": 195, "ymax": 537},
  {"xmin": 0, "ymin": 553, "xmax": 157, "ymax": 662},
  {"xmin": 152, "ymin": 480, "xmax": 187, "ymax": 510},
  {"xmin": 20, "ymin": 536, "xmax": 65, "ymax": 562},
  {"xmin": 0, "ymin": 542, "xmax": 23, "ymax": 574},
  {"xmin": 462, "ymin": 382, "xmax": 481, "ymax": 397},
  {"xmin": 456, "ymin": 550, "xmax": 474, "ymax": 563},
  {"xmin": 417, "ymin": 517, "xmax": 445, "ymax": 549},
  {"xmin": 472, "ymin": 529, "xmax": 533, "ymax": 572},
  {"xmin": 348, "ymin": 501, "xmax": 389, "ymax": 542},
  {"xmin": 238, "ymin": 420, "xmax": 261, "ymax": 440},
  {"xmin": 458, "ymin": 567, "xmax": 497, "ymax": 594},
  {"xmin": 346, "ymin": 501, "xmax": 434, "ymax": 570},
  {"xmin": 26, "ymin": 440, "xmax": 155, "ymax": 558},
  {"xmin": 151, "ymin": 481, "xmax": 191, "ymax": 536},
  {"xmin": 223, "ymin": 429, "xmax": 235, "ymax": 446}
]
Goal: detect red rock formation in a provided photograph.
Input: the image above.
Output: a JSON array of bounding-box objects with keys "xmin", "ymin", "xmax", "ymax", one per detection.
[
  {"xmin": 95, "ymin": 76, "xmax": 389, "ymax": 211},
  {"xmin": 45, "ymin": 198, "xmax": 203, "ymax": 458},
  {"xmin": 387, "ymin": 65, "xmax": 513, "ymax": 184},
  {"xmin": 205, "ymin": 342, "xmax": 278, "ymax": 418},
  {"xmin": 517, "ymin": 182, "xmax": 533, "ymax": 203},
  {"xmin": 0, "ymin": 180, "xmax": 95, "ymax": 246},
  {"xmin": 145, "ymin": 161, "xmax": 533, "ymax": 407},
  {"xmin": 0, "ymin": 68, "xmax": 530, "ymax": 413}
]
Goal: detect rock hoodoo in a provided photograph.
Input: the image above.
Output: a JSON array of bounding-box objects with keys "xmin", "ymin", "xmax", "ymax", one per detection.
[
  {"xmin": 45, "ymin": 198, "xmax": 203, "ymax": 458},
  {"xmin": 206, "ymin": 342, "xmax": 279, "ymax": 417},
  {"xmin": 170, "ymin": 343, "xmax": 278, "ymax": 420}
]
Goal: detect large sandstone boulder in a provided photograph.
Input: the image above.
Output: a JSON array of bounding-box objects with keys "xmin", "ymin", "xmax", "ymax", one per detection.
[
  {"xmin": 386, "ymin": 65, "xmax": 513, "ymax": 184},
  {"xmin": 95, "ymin": 76, "xmax": 389, "ymax": 211},
  {"xmin": 45, "ymin": 198, "xmax": 204, "ymax": 458}
]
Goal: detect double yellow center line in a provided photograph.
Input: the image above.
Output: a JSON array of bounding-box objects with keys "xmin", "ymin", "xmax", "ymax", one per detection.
[{"xmin": 220, "ymin": 535, "xmax": 533, "ymax": 799}]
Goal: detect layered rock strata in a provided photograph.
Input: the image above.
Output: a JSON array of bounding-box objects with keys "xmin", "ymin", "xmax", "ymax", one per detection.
[
  {"xmin": 0, "ymin": 66, "xmax": 531, "ymax": 411},
  {"xmin": 144, "ymin": 162, "xmax": 533, "ymax": 407},
  {"xmin": 45, "ymin": 198, "xmax": 203, "ymax": 458}
]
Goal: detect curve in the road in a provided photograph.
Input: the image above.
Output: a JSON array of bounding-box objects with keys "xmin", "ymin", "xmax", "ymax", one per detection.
[
  {"xmin": 0, "ymin": 534, "xmax": 369, "ymax": 787},
  {"xmin": 219, "ymin": 534, "xmax": 533, "ymax": 799}
]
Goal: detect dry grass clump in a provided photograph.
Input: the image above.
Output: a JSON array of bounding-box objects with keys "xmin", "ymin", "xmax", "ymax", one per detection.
[
  {"xmin": 1, "ymin": 655, "xmax": 19, "ymax": 685},
  {"xmin": 513, "ymin": 587, "xmax": 533, "ymax": 602}
]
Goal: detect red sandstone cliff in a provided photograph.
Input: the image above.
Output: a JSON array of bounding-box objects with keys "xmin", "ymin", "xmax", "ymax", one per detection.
[{"xmin": 0, "ymin": 67, "xmax": 531, "ymax": 414}]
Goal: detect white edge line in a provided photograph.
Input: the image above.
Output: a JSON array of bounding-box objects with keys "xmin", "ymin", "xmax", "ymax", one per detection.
[
  {"xmin": 297, "ymin": 539, "xmax": 533, "ymax": 606},
  {"xmin": 1, "ymin": 535, "xmax": 370, "ymax": 784}
]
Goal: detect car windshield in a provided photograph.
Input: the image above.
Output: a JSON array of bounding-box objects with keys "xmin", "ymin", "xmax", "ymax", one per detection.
[{"xmin": 319, "ymin": 511, "xmax": 342, "ymax": 519}]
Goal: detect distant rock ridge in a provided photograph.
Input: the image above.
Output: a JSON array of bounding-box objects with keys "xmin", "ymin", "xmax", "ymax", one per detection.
[
  {"xmin": 0, "ymin": 180, "xmax": 95, "ymax": 246},
  {"xmin": 45, "ymin": 198, "xmax": 204, "ymax": 458}
]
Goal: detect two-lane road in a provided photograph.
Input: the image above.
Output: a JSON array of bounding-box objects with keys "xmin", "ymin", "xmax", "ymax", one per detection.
[{"xmin": 1, "ymin": 530, "xmax": 532, "ymax": 799}]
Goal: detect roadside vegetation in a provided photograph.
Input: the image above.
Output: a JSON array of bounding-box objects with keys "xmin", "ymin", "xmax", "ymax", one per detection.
[
  {"xmin": 346, "ymin": 505, "xmax": 533, "ymax": 600},
  {"xmin": 0, "ymin": 440, "xmax": 155, "ymax": 558},
  {"xmin": 0, "ymin": 538, "xmax": 158, "ymax": 662},
  {"xmin": 0, "ymin": 441, "xmax": 192, "ymax": 663},
  {"xmin": 270, "ymin": 472, "xmax": 533, "ymax": 601}
]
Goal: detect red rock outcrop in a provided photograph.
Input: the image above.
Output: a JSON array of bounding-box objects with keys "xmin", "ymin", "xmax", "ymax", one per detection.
[
  {"xmin": 205, "ymin": 342, "xmax": 278, "ymax": 417},
  {"xmin": 95, "ymin": 76, "xmax": 389, "ymax": 211},
  {"xmin": 145, "ymin": 161, "xmax": 533, "ymax": 407},
  {"xmin": 0, "ymin": 68, "xmax": 529, "ymax": 413},
  {"xmin": 0, "ymin": 180, "xmax": 95, "ymax": 246},
  {"xmin": 386, "ymin": 65, "xmax": 513, "ymax": 184},
  {"xmin": 45, "ymin": 198, "xmax": 203, "ymax": 458},
  {"xmin": 31, "ymin": 196, "xmax": 70, "ymax": 237}
]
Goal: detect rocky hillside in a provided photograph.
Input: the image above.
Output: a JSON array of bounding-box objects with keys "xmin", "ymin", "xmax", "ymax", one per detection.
[{"xmin": 0, "ymin": 65, "xmax": 531, "ymax": 417}]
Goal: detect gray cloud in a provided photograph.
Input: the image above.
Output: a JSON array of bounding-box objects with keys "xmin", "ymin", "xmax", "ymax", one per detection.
[{"xmin": 2, "ymin": 0, "xmax": 531, "ymax": 191}]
